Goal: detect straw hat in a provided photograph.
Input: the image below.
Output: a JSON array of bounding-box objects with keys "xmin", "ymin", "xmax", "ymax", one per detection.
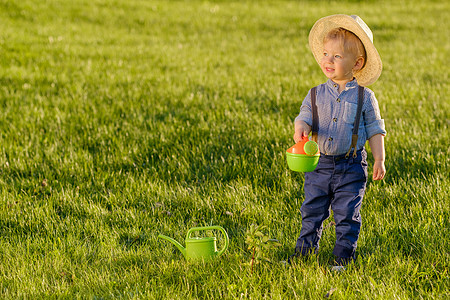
[{"xmin": 308, "ymin": 14, "xmax": 382, "ymax": 86}]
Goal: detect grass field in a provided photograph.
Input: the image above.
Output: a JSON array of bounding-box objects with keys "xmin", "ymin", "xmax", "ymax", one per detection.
[{"xmin": 0, "ymin": 0, "xmax": 449, "ymax": 298}]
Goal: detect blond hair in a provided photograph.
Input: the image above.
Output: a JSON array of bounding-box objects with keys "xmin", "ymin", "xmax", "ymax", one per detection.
[{"xmin": 324, "ymin": 28, "xmax": 366, "ymax": 66}]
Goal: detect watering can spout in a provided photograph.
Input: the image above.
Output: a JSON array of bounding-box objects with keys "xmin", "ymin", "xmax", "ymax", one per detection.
[{"xmin": 158, "ymin": 234, "xmax": 186, "ymax": 257}]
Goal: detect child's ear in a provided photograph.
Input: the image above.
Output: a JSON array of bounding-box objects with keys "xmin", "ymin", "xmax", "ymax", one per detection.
[{"xmin": 353, "ymin": 57, "xmax": 365, "ymax": 71}]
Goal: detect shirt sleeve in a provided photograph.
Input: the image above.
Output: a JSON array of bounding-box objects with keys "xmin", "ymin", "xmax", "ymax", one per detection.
[
  {"xmin": 363, "ymin": 90, "xmax": 387, "ymax": 139},
  {"xmin": 294, "ymin": 89, "xmax": 313, "ymax": 127}
]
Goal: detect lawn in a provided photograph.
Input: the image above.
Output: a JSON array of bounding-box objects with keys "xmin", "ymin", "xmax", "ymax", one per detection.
[{"xmin": 0, "ymin": 0, "xmax": 448, "ymax": 298}]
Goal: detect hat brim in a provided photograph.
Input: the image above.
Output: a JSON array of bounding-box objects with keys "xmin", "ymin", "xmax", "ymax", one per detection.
[{"xmin": 308, "ymin": 15, "xmax": 382, "ymax": 86}]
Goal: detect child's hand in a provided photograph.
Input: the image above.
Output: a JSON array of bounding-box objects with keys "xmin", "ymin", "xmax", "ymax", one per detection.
[
  {"xmin": 369, "ymin": 134, "xmax": 385, "ymax": 180},
  {"xmin": 293, "ymin": 131, "xmax": 304, "ymax": 143},
  {"xmin": 293, "ymin": 121, "xmax": 311, "ymax": 143},
  {"xmin": 372, "ymin": 160, "xmax": 386, "ymax": 180}
]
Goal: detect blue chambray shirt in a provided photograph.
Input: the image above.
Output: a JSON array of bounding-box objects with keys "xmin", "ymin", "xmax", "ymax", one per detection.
[{"xmin": 295, "ymin": 79, "xmax": 386, "ymax": 156}]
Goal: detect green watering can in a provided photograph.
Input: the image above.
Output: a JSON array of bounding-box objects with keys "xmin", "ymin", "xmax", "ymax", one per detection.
[{"xmin": 158, "ymin": 226, "xmax": 229, "ymax": 261}]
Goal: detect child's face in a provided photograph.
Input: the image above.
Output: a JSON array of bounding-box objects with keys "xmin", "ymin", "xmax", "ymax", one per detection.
[{"xmin": 320, "ymin": 39, "xmax": 362, "ymax": 84}]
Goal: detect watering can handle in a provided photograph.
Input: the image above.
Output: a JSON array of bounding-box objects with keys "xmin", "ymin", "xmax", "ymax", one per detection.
[{"xmin": 186, "ymin": 226, "xmax": 229, "ymax": 257}]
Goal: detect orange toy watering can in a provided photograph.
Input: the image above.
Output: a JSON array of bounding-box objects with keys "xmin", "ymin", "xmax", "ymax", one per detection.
[{"xmin": 286, "ymin": 135, "xmax": 320, "ymax": 172}]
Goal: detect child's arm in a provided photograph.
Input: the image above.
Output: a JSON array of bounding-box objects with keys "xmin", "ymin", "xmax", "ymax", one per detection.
[
  {"xmin": 294, "ymin": 89, "xmax": 315, "ymax": 143},
  {"xmin": 294, "ymin": 120, "xmax": 311, "ymax": 143},
  {"xmin": 368, "ymin": 133, "xmax": 386, "ymax": 180}
]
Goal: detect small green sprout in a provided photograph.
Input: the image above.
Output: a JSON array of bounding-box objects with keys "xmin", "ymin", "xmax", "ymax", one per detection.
[{"xmin": 245, "ymin": 224, "xmax": 282, "ymax": 274}]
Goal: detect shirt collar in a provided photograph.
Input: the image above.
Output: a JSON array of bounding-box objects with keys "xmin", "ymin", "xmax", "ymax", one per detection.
[{"xmin": 326, "ymin": 78, "xmax": 359, "ymax": 91}]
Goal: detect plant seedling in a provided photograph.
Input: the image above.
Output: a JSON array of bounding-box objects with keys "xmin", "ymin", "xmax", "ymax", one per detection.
[{"xmin": 245, "ymin": 224, "xmax": 282, "ymax": 274}]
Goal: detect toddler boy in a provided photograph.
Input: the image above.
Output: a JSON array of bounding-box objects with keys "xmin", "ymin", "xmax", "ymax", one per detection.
[{"xmin": 291, "ymin": 15, "xmax": 386, "ymax": 267}]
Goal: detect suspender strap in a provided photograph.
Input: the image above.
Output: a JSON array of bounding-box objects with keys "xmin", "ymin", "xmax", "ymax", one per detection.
[
  {"xmin": 345, "ymin": 85, "xmax": 365, "ymax": 158},
  {"xmin": 310, "ymin": 87, "xmax": 319, "ymax": 142}
]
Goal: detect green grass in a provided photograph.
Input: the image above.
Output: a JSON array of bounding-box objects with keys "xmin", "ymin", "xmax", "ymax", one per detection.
[{"xmin": 0, "ymin": 0, "xmax": 449, "ymax": 298}]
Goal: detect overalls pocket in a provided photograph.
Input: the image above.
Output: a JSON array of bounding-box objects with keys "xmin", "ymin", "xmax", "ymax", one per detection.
[{"xmin": 343, "ymin": 102, "xmax": 357, "ymax": 124}]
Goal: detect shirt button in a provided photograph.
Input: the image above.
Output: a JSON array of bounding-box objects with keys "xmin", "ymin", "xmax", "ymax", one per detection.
[
  {"xmin": 337, "ymin": 98, "xmax": 341, "ymax": 102},
  {"xmin": 333, "ymin": 84, "xmax": 337, "ymax": 88},
  {"xmin": 328, "ymin": 137, "xmax": 333, "ymax": 141},
  {"xmin": 333, "ymin": 118, "xmax": 337, "ymax": 122}
]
